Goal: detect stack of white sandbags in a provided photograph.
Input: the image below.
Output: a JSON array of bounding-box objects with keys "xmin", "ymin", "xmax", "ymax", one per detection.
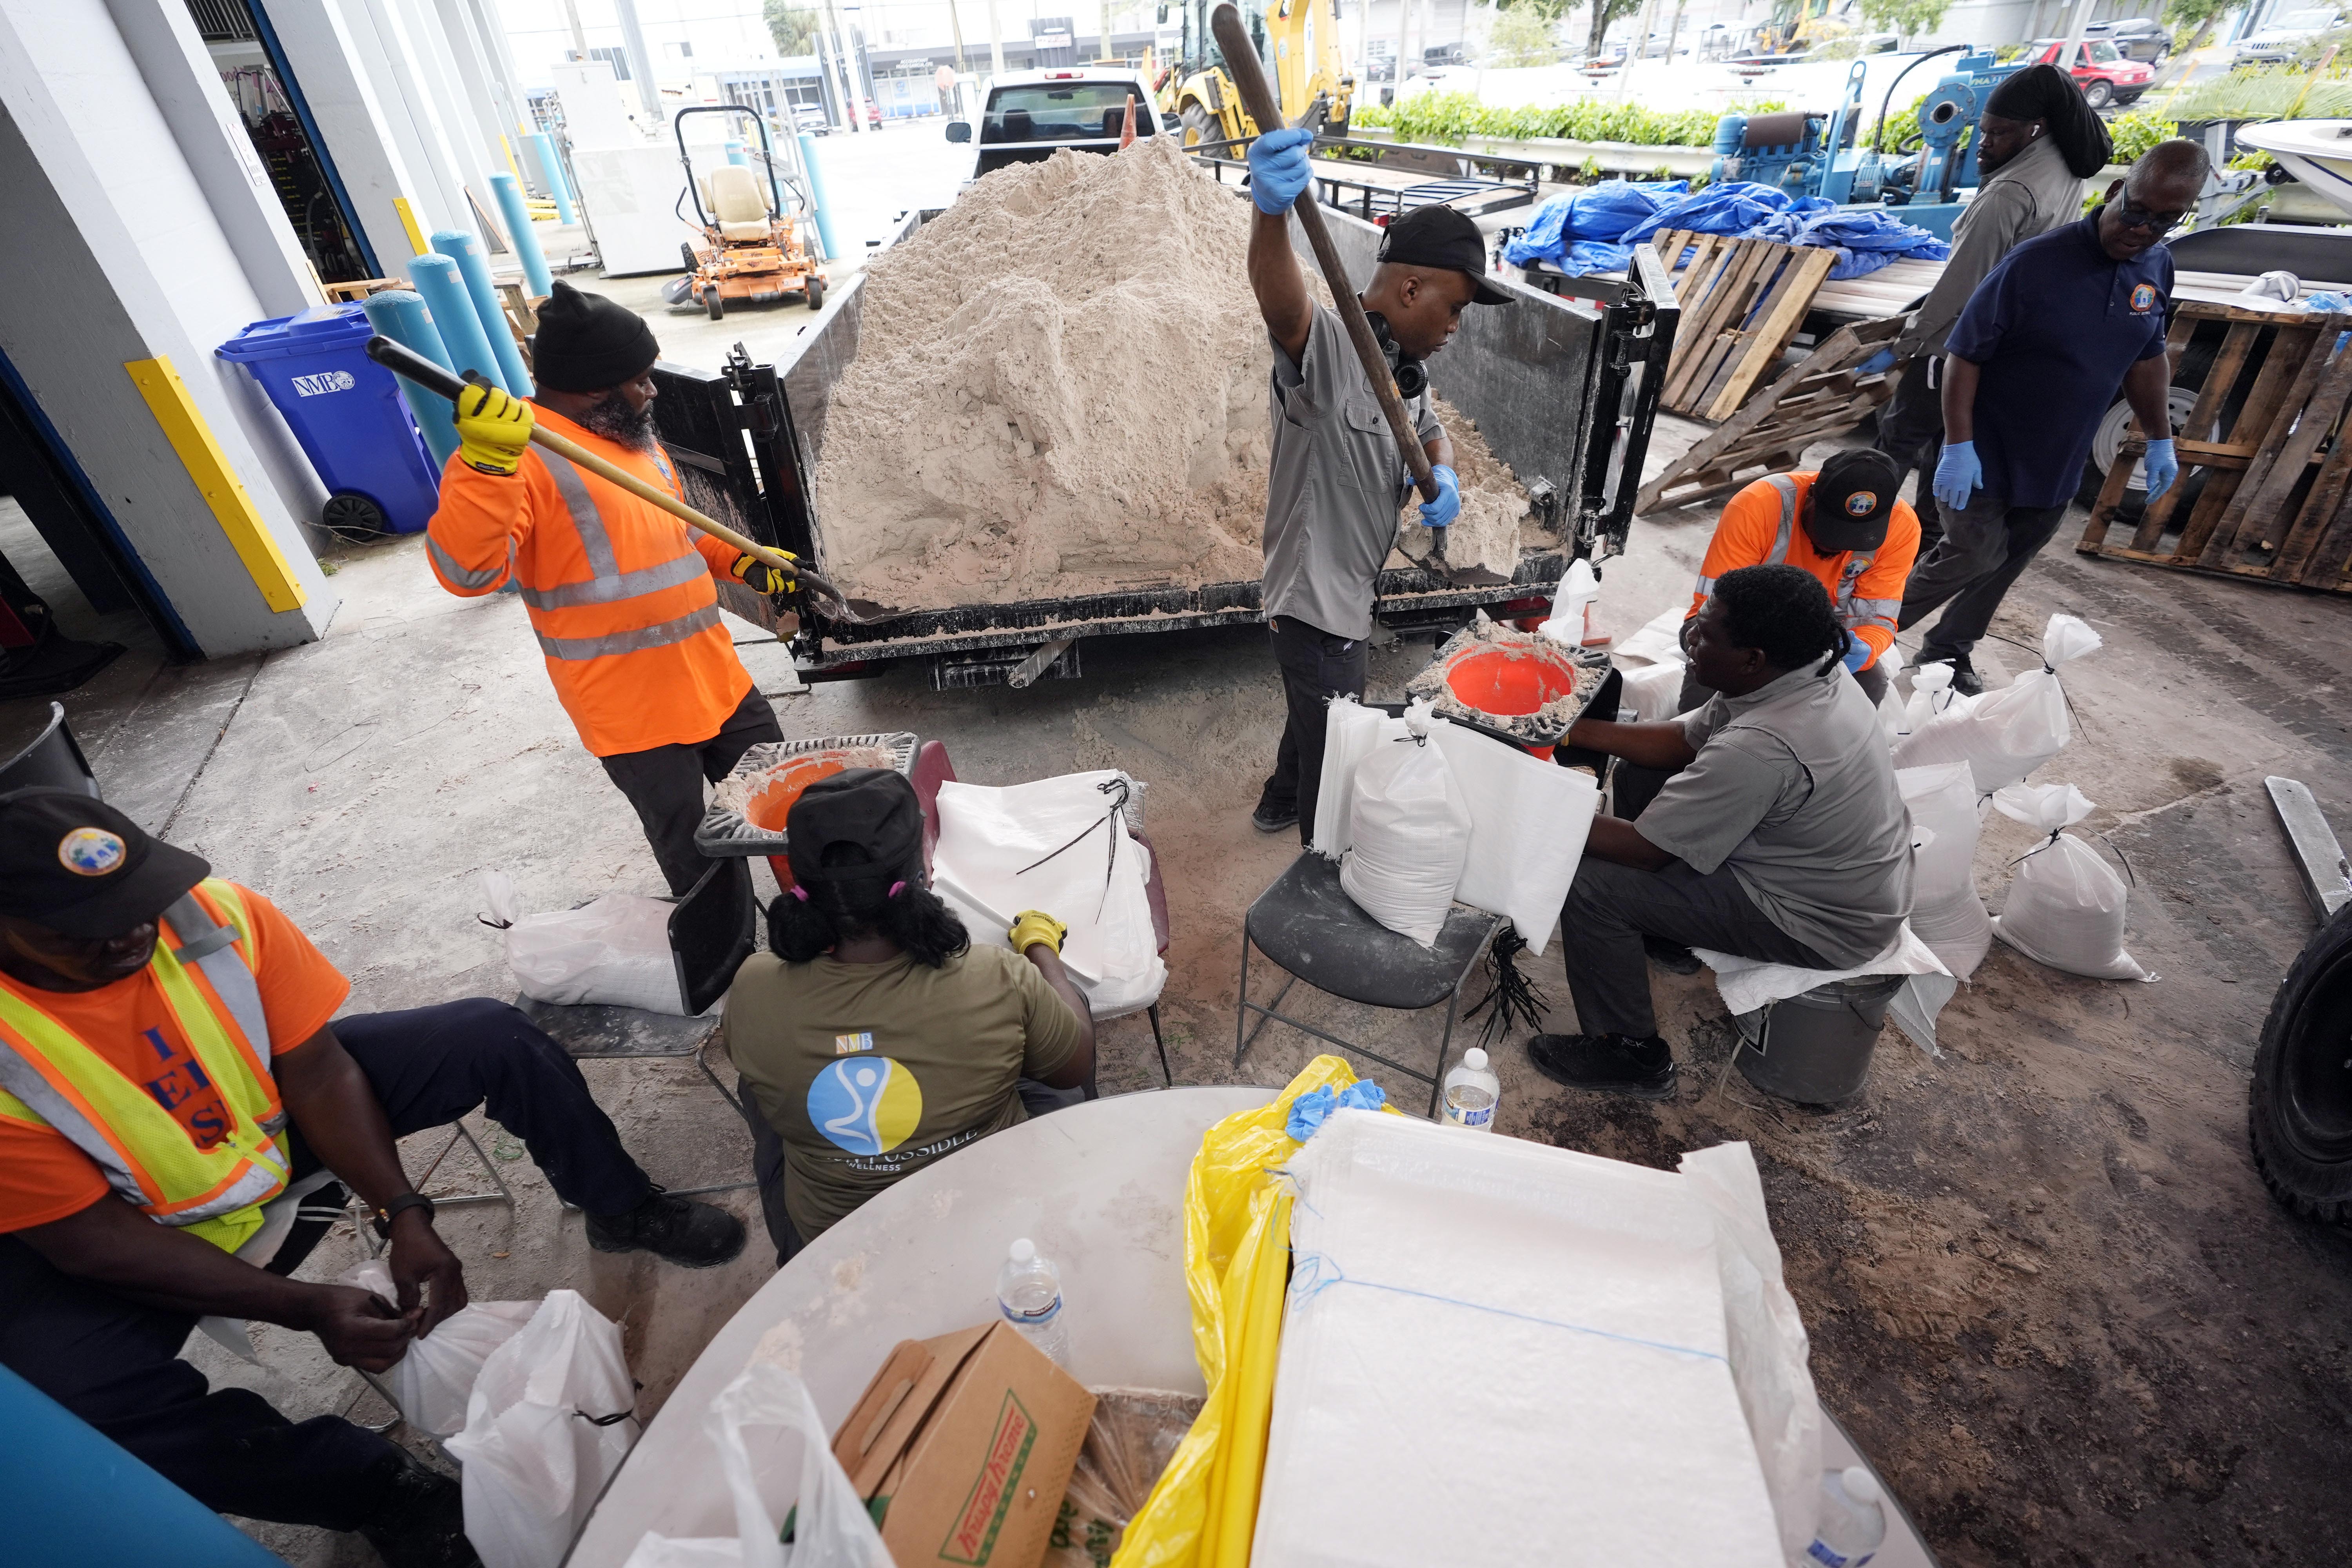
[
  {"xmin": 1893, "ymin": 613, "xmax": 2101, "ymax": 792},
  {"xmin": 1254, "ymin": 1111, "xmax": 1820, "ymax": 1566}
]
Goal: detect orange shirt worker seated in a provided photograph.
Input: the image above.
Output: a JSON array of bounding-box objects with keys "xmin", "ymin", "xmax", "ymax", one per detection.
[
  {"xmin": 0, "ymin": 790, "xmax": 742, "ymax": 1568},
  {"xmin": 724, "ymin": 770, "xmax": 1096, "ymax": 1266},
  {"xmin": 425, "ymin": 281, "xmax": 790, "ymax": 896}
]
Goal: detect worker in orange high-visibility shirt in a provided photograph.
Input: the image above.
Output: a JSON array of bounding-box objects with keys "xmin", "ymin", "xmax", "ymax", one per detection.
[
  {"xmin": 426, "ymin": 282, "xmax": 790, "ymax": 895},
  {"xmin": 1611, "ymin": 448, "xmax": 1918, "ymax": 829}
]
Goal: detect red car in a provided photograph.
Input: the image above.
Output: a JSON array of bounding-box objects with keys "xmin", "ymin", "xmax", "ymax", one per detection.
[
  {"xmin": 2022, "ymin": 37, "xmax": 2154, "ymax": 109},
  {"xmin": 866, "ymin": 100, "xmax": 883, "ymax": 128}
]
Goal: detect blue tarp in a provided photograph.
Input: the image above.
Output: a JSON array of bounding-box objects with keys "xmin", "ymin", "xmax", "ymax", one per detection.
[{"xmin": 1508, "ymin": 176, "xmax": 1948, "ymax": 281}]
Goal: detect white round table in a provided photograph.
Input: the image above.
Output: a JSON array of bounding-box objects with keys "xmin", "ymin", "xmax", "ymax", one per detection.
[{"xmin": 565, "ymin": 1087, "xmax": 1936, "ymax": 1566}]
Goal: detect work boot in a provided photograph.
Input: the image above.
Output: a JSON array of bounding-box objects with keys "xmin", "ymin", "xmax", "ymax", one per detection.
[
  {"xmin": 1642, "ymin": 936, "xmax": 1702, "ymax": 975},
  {"xmin": 1527, "ymin": 1032, "xmax": 1679, "ymax": 1101},
  {"xmin": 586, "ymin": 1185, "xmax": 747, "ymax": 1268},
  {"xmin": 1250, "ymin": 799, "xmax": 1299, "ymax": 834},
  {"xmin": 1926, "ymin": 655, "xmax": 1982, "ymax": 697},
  {"xmin": 357, "ymin": 1454, "xmax": 478, "ymax": 1568}
]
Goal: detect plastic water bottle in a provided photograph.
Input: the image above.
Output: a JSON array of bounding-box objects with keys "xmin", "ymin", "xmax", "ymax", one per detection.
[
  {"xmin": 1805, "ymin": 1466, "xmax": 1886, "ymax": 1567},
  {"xmin": 997, "ymin": 1238, "xmax": 1069, "ymax": 1366},
  {"xmin": 1441, "ymin": 1047, "xmax": 1500, "ymax": 1131}
]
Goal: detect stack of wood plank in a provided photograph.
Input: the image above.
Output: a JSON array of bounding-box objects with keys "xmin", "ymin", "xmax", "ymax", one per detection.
[
  {"xmin": 2077, "ymin": 301, "xmax": 2352, "ymax": 594},
  {"xmin": 1649, "ymin": 230, "xmax": 1838, "ymax": 422},
  {"xmin": 1635, "ymin": 315, "xmax": 1905, "ymax": 514}
]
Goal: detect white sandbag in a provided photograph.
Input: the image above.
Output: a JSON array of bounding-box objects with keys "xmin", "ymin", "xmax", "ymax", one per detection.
[
  {"xmin": 1895, "ymin": 661, "xmax": 1962, "ymax": 741},
  {"xmin": 932, "ymin": 771, "xmax": 1166, "ymax": 1016},
  {"xmin": 1338, "ymin": 703, "xmax": 1471, "ymax": 945},
  {"xmin": 341, "ymin": 1261, "xmax": 537, "ymax": 1439},
  {"xmin": 477, "ymin": 870, "xmax": 688, "ymax": 1014},
  {"xmin": 1617, "ymin": 660, "xmax": 1688, "ymax": 724},
  {"xmin": 1692, "ymin": 925, "xmax": 1948, "ymax": 1018},
  {"xmin": 619, "ymin": 1363, "xmax": 892, "ymax": 1568},
  {"xmin": 1312, "ymin": 697, "xmax": 1408, "ymax": 858},
  {"xmin": 446, "ymin": 1290, "xmax": 639, "ymax": 1568},
  {"xmin": 1613, "ymin": 603, "xmax": 1691, "ymax": 669},
  {"xmin": 1887, "ymin": 971, "xmax": 1958, "ymax": 1057},
  {"xmin": 1893, "ymin": 614, "xmax": 2100, "ymax": 793},
  {"xmin": 1988, "ymin": 783, "xmax": 2153, "ymax": 982},
  {"xmin": 1426, "ymin": 720, "xmax": 1598, "ymax": 955},
  {"xmin": 1539, "ymin": 557, "xmax": 1604, "ymax": 648},
  {"xmin": 1897, "ymin": 763, "xmax": 1993, "ymax": 980},
  {"xmin": 1677, "ymin": 1143, "xmax": 1823, "ymax": 1561}
]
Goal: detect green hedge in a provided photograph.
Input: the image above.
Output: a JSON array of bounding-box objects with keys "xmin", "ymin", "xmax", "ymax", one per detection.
[{"xmin": 1352, "ymin": 92, "xmax": 1782, "ymax": 149}]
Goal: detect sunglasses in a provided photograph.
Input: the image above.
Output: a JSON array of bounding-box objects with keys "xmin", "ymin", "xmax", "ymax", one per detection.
[{"xmin": 2109, "ymin": 194, "xmax": 2186, "ymax": 233}]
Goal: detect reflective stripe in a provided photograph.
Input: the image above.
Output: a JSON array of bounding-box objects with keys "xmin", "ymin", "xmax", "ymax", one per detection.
[
  {"xmin": 0, "ymin": 1043, "xmax": 149, "ymax": 1207},
  {"xmin": 535, "ymin": 603, "xmax": 723, "ymax": 662},
  {"xmin": 428, "ymin": 535, "xmax": 505, "ymax": 591},
  {"xmin": 518, "ymin": 548, "xmax": 708, "ymax": 611},
  {"xmin": 1761, "ymin": 474, "xmax": 1798, "ymax": 565},
  {"xmin": 537, "ymin": 450, "xmax": 619, "ymax": 578},
  {"xmin": 1846, "ymin": 596, "xmax": 1900, "ymax": 632},
  {"xmin": 163, "ymin": 890, "xmax": 272, "ymax": 1071}
]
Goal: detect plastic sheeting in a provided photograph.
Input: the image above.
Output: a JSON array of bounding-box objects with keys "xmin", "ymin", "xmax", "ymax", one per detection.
[
  {"xmin": 1502, "ymin": 180, "xmax": 1688, "ymax": 272},
  {"xmin": 1741, "ymin": 205, "xmax": 1952, "ymax": 279},
  {"xmin": 1513, "ymin": 178, "xmax": 1947, "ymax": 281}
]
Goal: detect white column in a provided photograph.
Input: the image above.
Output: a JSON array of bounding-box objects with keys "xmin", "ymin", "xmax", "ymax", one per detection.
[
  {"xmin": 0, "ymin": 0, "xmax": 338, "ymax": 654},
  {"xmin": 264, "ymin": 0, "xmax": 432, "ymax": 275}
]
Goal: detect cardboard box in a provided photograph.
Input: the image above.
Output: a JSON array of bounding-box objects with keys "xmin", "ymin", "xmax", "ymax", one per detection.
[{"xmin": 832, "ymin": 1321, "xmax": 1096, "ymax": 1568}]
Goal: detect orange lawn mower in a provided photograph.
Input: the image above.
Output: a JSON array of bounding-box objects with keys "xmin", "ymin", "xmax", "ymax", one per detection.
[{"xmin": 663, "ymin": 105, "xmax": 825, "ymax": 321}]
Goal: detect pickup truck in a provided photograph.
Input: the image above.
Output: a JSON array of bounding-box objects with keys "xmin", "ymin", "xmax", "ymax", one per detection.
[{"xmin": 943, "ymin": 69, "xmax": 1165, "ymax": 183}]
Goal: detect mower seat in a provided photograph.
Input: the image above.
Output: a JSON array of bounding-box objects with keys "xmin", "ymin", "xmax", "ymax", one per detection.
[{"xmin": 707, "ymin": 164, "xmax": 773, "ymax": 243}]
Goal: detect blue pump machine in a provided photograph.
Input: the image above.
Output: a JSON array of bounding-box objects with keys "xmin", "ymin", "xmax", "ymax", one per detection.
[{"xmin": 1710, "ymin": 52, "xmax": 2025, "ymax": 240}]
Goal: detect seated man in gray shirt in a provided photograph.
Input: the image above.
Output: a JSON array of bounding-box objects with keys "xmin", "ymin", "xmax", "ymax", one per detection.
[{"xmin": 1532, "ymin": 564, "xmax": 1913, "ymax": 1099}]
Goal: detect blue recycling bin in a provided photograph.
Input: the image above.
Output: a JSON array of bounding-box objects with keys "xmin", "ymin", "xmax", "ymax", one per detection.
[{"xmin": 218, "ymin": 303, "xmax": 441, "ymax": 536}]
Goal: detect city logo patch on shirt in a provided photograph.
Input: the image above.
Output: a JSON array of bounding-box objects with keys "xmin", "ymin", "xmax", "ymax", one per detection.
[
  {"xmin": 57, "ymin": 828, "xmax": 126, "ymax": 876},
  {"xmin": 833, "ymin": 1031, "xmax": 875, "ymax": 1055},
  {"xmin": 2129, "ymin": 283, "xmax": 2159, "ymax": 313},
  {"xmin": 1844, "ymin": 491, "xmax": 1878, "ymax": 517},
  {"xmin": 808, "ymin": 1056, "xmax": 923, "ymax": 1157}
]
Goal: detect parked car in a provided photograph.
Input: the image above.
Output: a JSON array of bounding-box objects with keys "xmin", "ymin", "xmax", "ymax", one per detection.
[
  {"xmin": 944, "ymin": 68, "xmax": 1161, "ymax": 182},
  {"xmin": 1796, "ymin": 30, "xmax": 1900, "ymax": 59},
  {"xmin": 2233, "ymin": 7, "xmax": 2344, "ymax": 62},
  {"xmin": 2086, "ymin": 16, "xmax": 2172, "ymax": 64},
  {"xmin": 1421, "ymin": 42, "xmax": 1467, "ymax": 66},
  {"xmin": 2022, "ymin": 36, "xmax": 2155, "ymax": 109},
  {"xmin": 791, "ymin": 104, "xmax": 828, "ymax": 135},
  {"xmin": 866, "ymin": 100, "xmax": 884, "ymax": 128}
]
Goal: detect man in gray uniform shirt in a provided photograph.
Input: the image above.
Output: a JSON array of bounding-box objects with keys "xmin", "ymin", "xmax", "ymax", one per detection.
[
  {"xmin": 1531, "ymin": 565, "xmax": 1913, "ymax": 1100},
  {"xmin": 1873, "ymin": 63, "xmax": 2111, "ymax": 535},
  {"xmin": 1242, "ymin": 127, "xmax": 1509, "ymax": 841}
]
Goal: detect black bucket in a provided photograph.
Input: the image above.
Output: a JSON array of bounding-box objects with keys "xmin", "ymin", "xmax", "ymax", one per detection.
[{"xmin": 1732, "ymin": 973, "xmax": 1906, "ymax": 1105}]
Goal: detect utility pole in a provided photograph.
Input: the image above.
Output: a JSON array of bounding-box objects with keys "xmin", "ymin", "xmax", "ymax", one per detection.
[
  {"xmin": 560, "ymin": 0, "xmax": 588, "ymax": 60},
  {"xmin": 1100, "ymin": 0, "xmax": 1114, "ymax": 60},
  {"xmin": 989, "ymin": 0, "xmax": 1008, "ymax": 76},
  {"xmin": 612, "ymin": 0, "xmax": 662, "ymax": 123},
  {"xmin": 824, "ymin": 0, "xmax": 872, "ymax": 131},
  {"xmin": 949, "ymin": 0, "xmax": 969, "ymax": 72}
]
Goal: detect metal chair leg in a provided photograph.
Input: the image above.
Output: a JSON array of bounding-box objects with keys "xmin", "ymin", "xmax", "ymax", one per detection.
[
  {"xmin": 1148, "ymin": 1003, "xmax": 1172, "ymax": 1087},
  {"xmin": 1234, "ymin": 936, "xmax": 1252, "ymax": 1067},
  {"xmin": 1428, "ymin": 973, "xmax": 1470, "ymax": 1121}
]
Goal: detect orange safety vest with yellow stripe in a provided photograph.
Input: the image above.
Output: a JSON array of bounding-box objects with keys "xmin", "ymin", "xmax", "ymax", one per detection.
[
  {"xmin": 1686, "ymin": 473, "xmax": 1917, "ymax": 668},
  {"xmin": 0, "ymin": 880, "xmax": 288, "ymax": 1254}
]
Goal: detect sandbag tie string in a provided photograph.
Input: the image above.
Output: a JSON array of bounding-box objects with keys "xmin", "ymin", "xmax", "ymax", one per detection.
[
  {"xmin": 1288, "ymin": 1251, "xmax": 1727, "ymax": 1365},
  {"xmin": 1014, "ymin": 776, "xmax": 1131, "ymax": 919}
]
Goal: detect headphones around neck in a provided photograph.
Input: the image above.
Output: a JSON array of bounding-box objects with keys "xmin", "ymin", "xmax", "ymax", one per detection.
[{"xmin": 1364, "ymin": 310, "xmax": 1428, "ymax": 400}]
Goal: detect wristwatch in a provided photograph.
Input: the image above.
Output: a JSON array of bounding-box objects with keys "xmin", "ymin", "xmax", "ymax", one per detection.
[{"xmin": 371, "ymin": 1191, "xmax": 436, "ymax": 1239}]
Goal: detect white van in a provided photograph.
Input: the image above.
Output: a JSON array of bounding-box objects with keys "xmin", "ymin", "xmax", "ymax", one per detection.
[{"xmin": 944, "ymin": 69, "xmax": 1164, "ymax": 183}]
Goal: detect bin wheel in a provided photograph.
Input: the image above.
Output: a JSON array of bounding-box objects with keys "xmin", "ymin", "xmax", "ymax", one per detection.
[
  {"xmin": 806, "ymin": 276, "xmax": 826, "ymax": 311},
  {"xmin": 702, "ymin": 286, "xmax": 726, "ymax": 321},
  {"xmin": 321, "ymin": 491, "xmax": 388, "ymax": 543}
]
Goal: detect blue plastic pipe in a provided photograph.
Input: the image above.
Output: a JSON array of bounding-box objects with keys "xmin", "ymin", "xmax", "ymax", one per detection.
[
  {"xmin": 1, "ymin": 1363, "xmax": 288, "ymax": 1567},
  {"xmin": 360, "ymin": 290, "xmax": 462, "ymax": 470},
  {"xmin": 725, "ymin": 138, "xmax": 747, "ymax": 166},
  {"xmin": 432, "ymin": 229, "xmax": 533, "ymax": 396},
  {"xmin": 407, "ymin": 252, "xmax": 509, "ymax": 397},
  {"xmin": 528, "ymin": 131, "xmax": 575, "ymax": 222},
  {"xmin": 490, "ymin": 173, "xmax": 554, "ymax": 298},
  {"xmin": 798, "ymin": 131, "xmax": 837, "ymax": 263}
]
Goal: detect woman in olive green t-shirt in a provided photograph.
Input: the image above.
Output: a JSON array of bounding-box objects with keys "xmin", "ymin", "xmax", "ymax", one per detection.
[{"xmin": 722, "ymin": 769, "xmax": 1094, "ymax": 1264}]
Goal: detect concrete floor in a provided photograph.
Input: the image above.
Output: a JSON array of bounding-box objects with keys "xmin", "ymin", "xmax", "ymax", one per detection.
[{"xmin": 5, "ymin": 133, "xmax": 2352, "ymax": 1563}]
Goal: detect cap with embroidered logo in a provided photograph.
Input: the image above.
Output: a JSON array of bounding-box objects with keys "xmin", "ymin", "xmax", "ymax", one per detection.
[
  {"xmin": 0, "ymin": 788, "xmax": 210, "ymax": 937},
  {"xmin": 1806, "ymin": 448, "xmax": 1904, "ymax": 554}
]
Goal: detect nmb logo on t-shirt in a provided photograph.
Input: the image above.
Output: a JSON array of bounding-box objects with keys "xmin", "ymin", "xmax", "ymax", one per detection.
[{"xmin": 290, "ymin": 370, "xmax": 357, "ymax": 397}]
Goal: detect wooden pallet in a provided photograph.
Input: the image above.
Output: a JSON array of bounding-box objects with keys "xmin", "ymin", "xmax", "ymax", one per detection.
[
  {"xmin": 2076, "ymin": 302, "xmax": 2352, "ymax": 593},
  {"xmin": 1649, "ymin": 229, "xmax": 1839, "ymax": 423},
  {"xmin": 1635, "ymin": 314, "xmax": 1906, "ymax": 514}
]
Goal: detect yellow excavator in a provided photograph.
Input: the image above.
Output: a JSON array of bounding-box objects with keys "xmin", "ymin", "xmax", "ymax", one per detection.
[{"xmin": 1156, "ymin": 0, "xmax": 1352, "ymax": 149}]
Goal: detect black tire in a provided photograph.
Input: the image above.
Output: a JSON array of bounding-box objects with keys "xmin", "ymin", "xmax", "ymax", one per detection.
[
  {"xmin": 321, "ymin": 491, "xmax": 388, "ymax": 543},
  {"xmin": 806, "ymin": 276, "xmax": 825, "ymax": 311},
  {"xmin": 703, "ymin": 286, "xmax": 725, "ymax": 321},
  {"xmin": 681, "ymin": 241, "xmax": 699, "ymax": 273},
  {"xmin": 1180, "ymin": 103, "xmax": 1216, "ymax": 151},
  {"xmin": 2084, "ymin": 79, "xmax": 2114, "ymax": 109},
  {"xmin": 2251, "ymin": 902, "xmax": 2352, "ymax": 1222}
]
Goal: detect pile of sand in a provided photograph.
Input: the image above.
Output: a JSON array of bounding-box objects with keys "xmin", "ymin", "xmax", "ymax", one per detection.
[{"xmin": 811, "ymin": 137, "xmax": 1530, "ymax": 608}]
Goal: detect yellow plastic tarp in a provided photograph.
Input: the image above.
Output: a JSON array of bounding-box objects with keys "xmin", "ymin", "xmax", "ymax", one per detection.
[{"xmin": 1113, "ymin": 1056, "xmax": 1395, "ymax": 1568}]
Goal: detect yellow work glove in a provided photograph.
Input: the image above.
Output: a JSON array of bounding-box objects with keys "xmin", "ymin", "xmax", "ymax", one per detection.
[
  {"xmin": 728, "ymin": 550, "xmax": 797, "ymax": 595},
  {"xmin": 1008, "ymin": 909, "xmax": 1067, "ymax": 955},
  {"xmin": 453, "ymin": 384, "xmax": 534, "ymax": 475}
]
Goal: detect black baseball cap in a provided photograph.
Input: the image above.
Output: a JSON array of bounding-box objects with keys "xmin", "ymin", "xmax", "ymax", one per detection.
[
  {"xmin": 1806, "ymin": 449, "xmax": 1905, "ymax": 553},
  {"xmin": 1376, "ymin": 206, "xmax": 1511, "ymax": 305},
  {"xmin": 785, "ymin": 769, "xmax": 924, "ymax": 895},
  {"xmin": 0, "ymin": 788, "xmax": 210, "ymax": 938}
]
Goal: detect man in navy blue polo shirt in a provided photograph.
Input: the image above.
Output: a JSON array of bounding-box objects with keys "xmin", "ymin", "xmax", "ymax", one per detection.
[{"xmin": 1896, "ymin": 140, "xmax": 2210, "ymax": 692}]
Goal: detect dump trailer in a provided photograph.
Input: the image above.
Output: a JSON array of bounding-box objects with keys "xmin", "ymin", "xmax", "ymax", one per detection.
[{"xmin": 651, "ymin": 207, "xmax": 1679, "ymax": 690}]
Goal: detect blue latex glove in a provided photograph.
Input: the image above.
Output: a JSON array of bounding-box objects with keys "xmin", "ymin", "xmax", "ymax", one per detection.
[
  {"xmin": 1285, "ymin": 1080, "xmax": 1388, "ymax": 1141},
  {"xmin": 1932, "ymin": 441, "xmax": 1980, "ymax": 512},
  {"xmin": 2141, "ymin": 436, "xmax": 2178, "ymax": 501},
  {"xmin": 1419, "ymin": 463, "xmax": 1461, "ymax": 528},
  {"xmin": 1841, "ymin": 638, "xmax": 1872, "ymax": 673},
  {"xmin": 1247, "ymin": 127, "xmax": 1316, "ymax": 216},
  {"xmin": 1857, "ymin": 347, "xmax": 1897, "ymax": 375}
]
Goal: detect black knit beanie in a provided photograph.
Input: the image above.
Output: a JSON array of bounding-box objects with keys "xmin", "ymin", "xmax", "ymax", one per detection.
[{"xmin": 531, "ymin": 281, "xmax": 660, "ymax": 393}]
